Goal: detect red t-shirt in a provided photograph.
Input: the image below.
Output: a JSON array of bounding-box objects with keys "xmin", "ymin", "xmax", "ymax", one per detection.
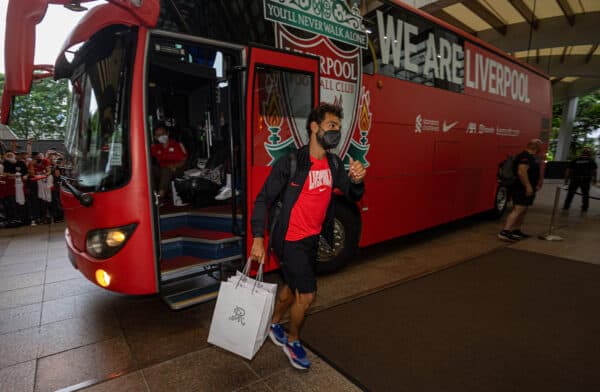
[
  {"xmin": 151, "ymin": 139, "xmax": 187, "ymax": 167},
  {"xmin": 285, "ymin": 155, "xmax": 332, "ymax": 241}
]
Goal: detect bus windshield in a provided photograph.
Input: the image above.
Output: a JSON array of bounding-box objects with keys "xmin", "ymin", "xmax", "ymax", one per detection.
[{"xmin": 64, "ymin": 27, "xmax": 136, "ymax": 192}]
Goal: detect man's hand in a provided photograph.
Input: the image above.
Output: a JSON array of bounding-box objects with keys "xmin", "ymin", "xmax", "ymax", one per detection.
[
  {"xmin": 348, "ymin": 157, "xmax": 366, "ymax": 183},
  {"xmin": 525, "ymin": 185, "xmax": 534, "ymax": 196},
  {"xmin": 250, "ymin": 237, "xmax": 265, "ymax": 264}
]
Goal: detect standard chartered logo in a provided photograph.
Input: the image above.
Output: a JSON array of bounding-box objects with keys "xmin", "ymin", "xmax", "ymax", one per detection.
[{"xmin": 414, "ymin": 114, "xmax": 439, "ymax": 133}]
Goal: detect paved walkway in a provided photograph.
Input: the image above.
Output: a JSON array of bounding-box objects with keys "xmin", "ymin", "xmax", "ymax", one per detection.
[{"xmin": 0, "ymin": 181, "xmax": 598, "ymax": 391}]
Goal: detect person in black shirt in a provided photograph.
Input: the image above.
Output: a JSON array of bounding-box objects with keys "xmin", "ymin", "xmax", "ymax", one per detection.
[
  {"xmin": 498, "ymin": 139, "xmax": 543, "ymax": 241},
  {"xmin": 563, "ymin": 147, "xmax": 597, "ymax": 212}
]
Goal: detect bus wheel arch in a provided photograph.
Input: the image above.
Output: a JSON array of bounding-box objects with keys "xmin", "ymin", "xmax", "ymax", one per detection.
[{"xmin": 316, "ymin": 197, "xmax": 361, "ymax": 274}]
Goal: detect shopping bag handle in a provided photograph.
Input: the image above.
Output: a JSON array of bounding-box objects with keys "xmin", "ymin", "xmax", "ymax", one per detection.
[{"xmin": 235, "ymin": 258, "xmax": 264, "ymax": 293}]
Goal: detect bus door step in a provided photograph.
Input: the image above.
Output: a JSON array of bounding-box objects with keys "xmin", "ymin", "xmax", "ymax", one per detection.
[
  {"xmin": 160, "ymin": 228, "xmax": 242, "ymax": 260},
  {"xmin": 160, "ymin": 254, "xmax": 241, "ymax": 282},
  {"xmin": 160, "ymin": 254, "xmax": 242, "ymax": 310},
  {"xmin": 161, "ymin": 284, "xmax": 220, "ymax": 310}
]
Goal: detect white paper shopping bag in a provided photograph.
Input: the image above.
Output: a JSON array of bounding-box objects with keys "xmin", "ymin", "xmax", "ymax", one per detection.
[
  {"xmin": 229, "ymin": 260, "xmax": 277, "ymax": 344},
  {"xmin": 208, "ymin": 265, "xmax": 275, "ymax": 360}
]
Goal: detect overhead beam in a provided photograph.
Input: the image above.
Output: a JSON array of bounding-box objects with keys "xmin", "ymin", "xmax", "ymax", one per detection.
[
  {"xmin": 420, "ymin": 0, "xmax": 463, "ymax": 14},
  {"xmin": 555, "ymin": 0, "xmax": 576, "ymax": 27},
  {"xmin": 431, "ymin": 9, "xmax": 477, "ymax": 35},
  {"xmin": 476, "ymin": 12, "xmax": 600, "ymax": 52},
  {"xmin": 585, "ymin": 44, "xmax": 599, "ymax": 64},
  {"xmin": 514, "ymin": 54, "xmax": 600, "ymax": 78},
  {"xmin": 462, "ymin": 0, "xmax": 507, "ymax": 35},
  {"xmin": 507, "ymin": 0, "xmax": 538, "ymax": 29},
  {"xmin": 553, "ymin": 77, "xmax": 600, "ymax": 104},
  {"xmin": 560, "ymin": 46, "xmax": 569, "ymax": 63}
]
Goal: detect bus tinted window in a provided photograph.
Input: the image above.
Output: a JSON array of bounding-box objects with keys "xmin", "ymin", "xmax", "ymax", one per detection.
[
  {"xmin": 64, "ymin": 28, "xmax": 135, "ymax": 192},
  {"xmin": 363, "ymin": 5, "xmax": 464, "ymax": 93},
  {"xmin": 252, "ymin": 67, "xmax": 314, "ymax": 164}
]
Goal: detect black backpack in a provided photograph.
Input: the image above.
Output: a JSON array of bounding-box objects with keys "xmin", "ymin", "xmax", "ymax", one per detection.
[{"xmin": 497, "ymin": 155, "xmax": 516, "ymax": 185}]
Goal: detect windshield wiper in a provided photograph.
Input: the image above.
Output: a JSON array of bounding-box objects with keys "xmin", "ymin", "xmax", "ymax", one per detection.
[{"xmin": 60, "ymin": 176, "xmax": 94, "ymax": 207}]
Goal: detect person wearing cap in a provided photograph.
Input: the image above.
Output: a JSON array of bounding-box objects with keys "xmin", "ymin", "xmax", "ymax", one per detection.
[
  {"xmin": 563, "ymin": 147, "xmax": 597, "ymax": 212},
  {"xmin": 498, "ymin": 139, "xmax": 544, "ymax": 241}
]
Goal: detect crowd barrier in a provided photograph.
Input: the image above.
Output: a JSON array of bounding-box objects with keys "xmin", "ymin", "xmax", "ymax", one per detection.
[{"xmin": 539, "ymin": 184, "xmax": 600, "ymax": 241}]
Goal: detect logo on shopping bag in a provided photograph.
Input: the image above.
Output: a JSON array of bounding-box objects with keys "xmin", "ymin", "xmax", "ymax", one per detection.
[{"xmin": 229, "ymin": 306, "xmax": 246, "ymax": 326}]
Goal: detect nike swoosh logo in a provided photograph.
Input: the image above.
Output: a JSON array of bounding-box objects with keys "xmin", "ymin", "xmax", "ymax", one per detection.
[
  {"xmin": 443, "ymin": 121, "xmax": 459, "ymax": 132},
  {"xmin": 291, "ymin": 182, "xmax": 300, "ymax": 187},
  {"xmin": 319, "ymin": 188, "xmax": 327, "ymax": 192}
]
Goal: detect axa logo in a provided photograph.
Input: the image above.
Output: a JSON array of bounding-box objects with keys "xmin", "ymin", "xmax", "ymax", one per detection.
[
  {"xmin": 466, "ymin": 122, "xmax": 477, "ymax": 134},
  {"xmin": 415, "ymin": 114, "xmax": 422, "ymax": 133}
]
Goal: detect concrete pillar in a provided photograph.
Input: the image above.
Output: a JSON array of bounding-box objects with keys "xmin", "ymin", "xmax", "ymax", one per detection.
[{"xmin": 555, "ymin": 96, "xmax": 578, "ymax": 161}]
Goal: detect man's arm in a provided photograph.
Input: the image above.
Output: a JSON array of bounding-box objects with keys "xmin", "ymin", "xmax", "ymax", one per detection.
[
  {"xmin": 517, "ymin": 163, "xmax": 533, "ymax": 196},
  {"xmin": 249, "ymin": 156, "xmax": 291, "ymax": 262},
  {"xmin": 333, "ymin": 155, "xmax": 365, "ymax": 201}
]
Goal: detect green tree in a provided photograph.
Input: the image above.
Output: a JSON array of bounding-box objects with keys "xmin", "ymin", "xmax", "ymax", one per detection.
[
  {"xmin": 550, "ymin": 90, "xmax": 600, "ymax": 160},
  {"xmin": 0, "ymin": 73, "xmax": 70, "ymax": 140}
]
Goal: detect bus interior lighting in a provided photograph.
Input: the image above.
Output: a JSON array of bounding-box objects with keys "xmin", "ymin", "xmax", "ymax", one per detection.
[{"xmin": 86, "ymin": 224, "xmax": 137, "ymax": 259}]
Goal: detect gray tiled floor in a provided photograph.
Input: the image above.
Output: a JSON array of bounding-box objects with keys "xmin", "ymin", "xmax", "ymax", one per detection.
[{"xmin": 0, "ymin": 181, "xmax": 598, "ymax": 391}]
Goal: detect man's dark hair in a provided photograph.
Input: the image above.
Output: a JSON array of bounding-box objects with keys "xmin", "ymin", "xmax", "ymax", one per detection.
[{"xmin": 306, "ymin": 102, "xmax": 343, "ymax": 138}]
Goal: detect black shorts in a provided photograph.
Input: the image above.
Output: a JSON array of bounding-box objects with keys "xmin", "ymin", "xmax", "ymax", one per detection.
[
  {"xmin": 512, "ymin": 190, "xmax": 536, "ymax": 206},
  {"xmin": 280, "ymin": 235, "xmax": 319, "ymax": 294}
]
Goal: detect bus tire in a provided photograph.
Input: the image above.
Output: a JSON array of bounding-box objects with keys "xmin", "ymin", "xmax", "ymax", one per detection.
[
  {"xmin": 487, "ymin": 184, "xmax": 509, "ymax": 219},
  {"xmin": 316, "ymin": 202, "xmax": 360, "ymax": 275}
]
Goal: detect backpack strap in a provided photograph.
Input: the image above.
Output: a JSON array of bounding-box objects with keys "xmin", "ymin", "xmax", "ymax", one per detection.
[{"xmin": 288, "ymin": 151, "xmax": 297, "ymax": 182}]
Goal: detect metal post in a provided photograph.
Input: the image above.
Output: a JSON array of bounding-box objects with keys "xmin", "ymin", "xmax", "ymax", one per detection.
[{"xmin": 538, "ymin": 186, "xmax": 564, "ymax": 241}]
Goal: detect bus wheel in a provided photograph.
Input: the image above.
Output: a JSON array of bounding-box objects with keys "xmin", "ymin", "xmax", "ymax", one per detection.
[
  {"xmin": 316, "ymin": 204, "xmax": 360, "ymax": 274},
  {"xmin": 488, "ymin": 185, "xmax": 509, "ymax": 219}
]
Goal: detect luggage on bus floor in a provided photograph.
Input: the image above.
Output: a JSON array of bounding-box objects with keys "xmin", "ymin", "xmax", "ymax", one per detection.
[{"xmin": 174, "ymin": 177, "xmax": 221, "ymax": 207}]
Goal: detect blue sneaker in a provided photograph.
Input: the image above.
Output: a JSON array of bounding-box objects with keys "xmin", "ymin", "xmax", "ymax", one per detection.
[
  {"xmin": 269, "ymin": 323, "xmax": 287, "ymax": 347},
  {"xmin": 283, "ymin": 340, "xmax": 310, "ymax": 370}
]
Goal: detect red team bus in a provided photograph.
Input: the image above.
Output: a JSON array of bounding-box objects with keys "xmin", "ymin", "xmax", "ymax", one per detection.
[{"xmin": 2, "ymin": 0, "xmax": 550, "ymax": 308}]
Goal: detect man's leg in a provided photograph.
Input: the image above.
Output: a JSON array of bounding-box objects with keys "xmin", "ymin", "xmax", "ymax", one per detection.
[
  {"xmin": 563, "ymin": 182, "xmax": 578, "ymax": 210},
  {"xmin": 504, "ymin": 205, "xmax": 527, "ymax": 231},
  {"xmin": 512, "ymin": 205, "xmax": 529, "ymax": 229},
  {"xmin": 271, "ymin": 284, "xmax": 294, "ymax": 324},
  {"xmin": 287, "ymin": 291, "xmax": 315, "ymax": 343},
  {"xmin": 580, "ymin": 181, "xmax": 591, "ymax": 211},
  {"xmin": 158, "ymin": 167, "xmax": 172, "ymax": 198}
]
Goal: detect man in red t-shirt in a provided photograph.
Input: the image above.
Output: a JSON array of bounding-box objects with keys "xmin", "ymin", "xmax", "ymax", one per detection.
[
  {"xmin": 250, "ymin": 103, "xmax": 366, "ymax": 370},
  {"xmin": 151, "ymin": 126, "xmax": 187, "ymax": 199}
]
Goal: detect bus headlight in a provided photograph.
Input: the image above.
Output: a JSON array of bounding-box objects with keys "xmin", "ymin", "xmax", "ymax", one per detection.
[{"xmin": 86, "ymin": 224, "xmax": 137, "ymax": 259}]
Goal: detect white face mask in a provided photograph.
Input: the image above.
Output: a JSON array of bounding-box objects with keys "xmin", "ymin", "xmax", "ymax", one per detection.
[{"xmin": 158, "ymin": 135, "xmax": 169, "ymax": 144}]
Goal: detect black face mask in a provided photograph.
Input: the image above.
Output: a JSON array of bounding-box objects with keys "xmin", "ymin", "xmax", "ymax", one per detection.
[{"xmin": 317, "ymin": 127, "xmax": 341, "ymax": 149}]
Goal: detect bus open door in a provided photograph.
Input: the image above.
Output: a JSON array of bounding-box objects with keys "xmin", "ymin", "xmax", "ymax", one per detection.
[{"xmin": 148, "ymin": 39, "xmax": 319, "ymax": 309}]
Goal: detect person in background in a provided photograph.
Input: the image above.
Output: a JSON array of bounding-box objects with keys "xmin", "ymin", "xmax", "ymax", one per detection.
[
  {"xmin": 51, "ymin": 166, "xmax": 64, "ymax": 223},
  {"xmin": 498, "ymin": 139, "xmax": 544, "ymax": 241},
  {"xmin": 150, "ymin": 125, "xmax": 188, "ymax": 202},
  {"xmin": 563, "ymin": 147, "xmax": 597, "ymax": 212}
]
